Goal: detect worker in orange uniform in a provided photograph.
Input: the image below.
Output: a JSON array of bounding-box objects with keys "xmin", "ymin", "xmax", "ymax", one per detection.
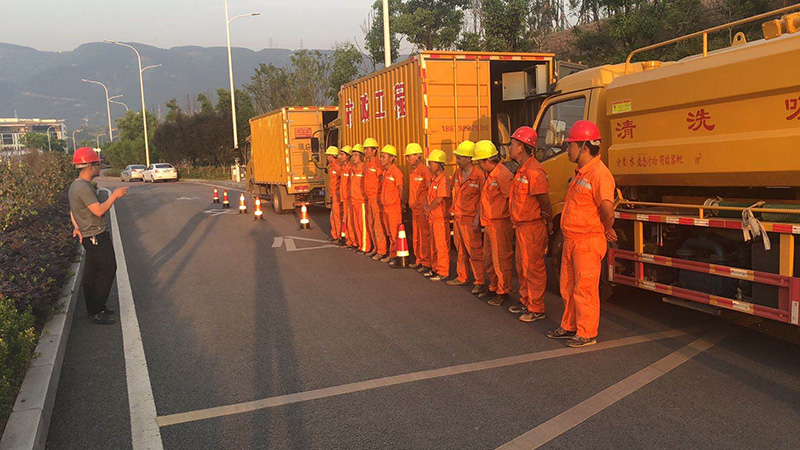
[
  {"xmin": 405, "ymin": 143, "xmax": 432, "ymax": 274},
  {"xmin": 448, "ymin": 140, "xmax": 487, "ymax": 295},
  {"xmin": 424, "ymin": 149, "xmax": 451, "ymax": 281},
  {"xmin": 325, "ymin": 146, "xmax": 342, "ymax": 243},
  {"xmin": 474, "ymin": 140, "xmax": 514, "ymax": 306},
  {"xmin": 338, "ymin": 145, "xmax": 355, "ymax": 248},
  {"xmin": 379, "ymin": 144, "xmax": 404, "ymax": 266},
  {"xmin": 508, "ymin": 127, "xmax": 553, "ymax": 322},
  {"xmin": 363, "ymin": 137, "xmax": 388, "ymax": 260},
  {"xmin": 350, "ymin": 144, "xmax": 372, "ymax": 254},
  {"xmin": 547, "ymin": 120, "xmax": 616, "ymax": 348}
]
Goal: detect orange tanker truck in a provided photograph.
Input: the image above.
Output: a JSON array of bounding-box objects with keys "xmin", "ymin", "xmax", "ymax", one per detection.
[{"xmin": 530, "ymin": 6, "xmax": 800, "ymax": 325}]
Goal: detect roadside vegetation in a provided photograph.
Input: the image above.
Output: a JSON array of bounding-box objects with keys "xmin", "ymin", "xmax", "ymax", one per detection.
[{"xmin": 0, "ymin": 151, "xmax": 78, "ymax": 430}]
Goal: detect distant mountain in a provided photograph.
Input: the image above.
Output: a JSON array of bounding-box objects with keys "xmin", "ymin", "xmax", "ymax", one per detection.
[{"xmin": 0, "ymin": 42, "xmax": 328, "ymax": 134}]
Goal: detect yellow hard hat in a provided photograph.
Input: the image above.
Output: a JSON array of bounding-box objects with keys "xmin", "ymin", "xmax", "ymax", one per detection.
[
  {"xmin": 405, "ymin": 143, "xmax": 423, "ymax": 156},
  {"xmin": 363, "ymin": 137, "xmax": 379, "ymax": 148},
  {"xmin": 427, "ymin": 149, "xmax": 447, "ymax": 164},
  {"xmin": 472, "ymin": 140, "xmax": 498, "ymax": 161},
  {"xmin": 325, "ymin": 146, "xmax": 339, "ymax": 156},
  {"xmin": 453, "ymin": 140, "xmax": 475, "ymax": 158},
  {"xmin": 351, "ymin": 143, "xmax": 365, "ymax": 154},
  {"xmin": 381, "ymin": 144, "xmax": 398, "ymax": 157},
  {"xmin": 340, "ymin": 145, "xmax": 352, "ymax": 155}
]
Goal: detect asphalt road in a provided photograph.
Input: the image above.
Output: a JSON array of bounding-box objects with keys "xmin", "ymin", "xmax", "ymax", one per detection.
[{"xmin": 47, "ymin": 178, "xmax": 800, "ymax": 449}]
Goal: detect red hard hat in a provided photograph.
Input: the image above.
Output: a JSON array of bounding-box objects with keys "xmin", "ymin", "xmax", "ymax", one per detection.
[
  {"xmin": 511, "ymin": 126, "xmax": 537, "ymax": 147},
  {"xmin": 565, "ymin": 120, "xmax": 602, "ymax": 143},
  {"xmin": 73, "ymin": 147, "xmax": 99, "ymax": 166}
]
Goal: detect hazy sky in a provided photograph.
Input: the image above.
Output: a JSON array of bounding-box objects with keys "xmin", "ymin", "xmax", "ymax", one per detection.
[{"xmin": 4, "ymin": 0, "xmax": 383, "ymax": 52}]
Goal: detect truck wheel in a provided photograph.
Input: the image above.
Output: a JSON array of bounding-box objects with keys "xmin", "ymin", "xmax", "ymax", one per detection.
[{"xmin": 271, "ymin": 186, "xmax": 293, "ymax": 214}]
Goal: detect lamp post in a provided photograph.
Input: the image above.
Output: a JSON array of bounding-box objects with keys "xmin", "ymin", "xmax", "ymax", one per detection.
[
  {"xmin": 225, "ymin": 1, "xmax": 259, "ymax": 154},
  {"xmin": 382, "ymin": 0, "xmax": 391, "ymax": 68},
  {"xmin": 46, "ymin": 125, "xmax": 56, "ymax": 152},
  {"xmin": 81, "ymin": 79, "xmax": 114, "ymax": 141},
  {"xmin": 104, "ymin": 40, "xmax": 157, "ymax": 166},
  {"xmin": 109, "ymin": 95, "xmax": 129, "ymax": 113},
  {"xmin": 72, "ymin": 128, "xmax": 82, "ymax": 152}
]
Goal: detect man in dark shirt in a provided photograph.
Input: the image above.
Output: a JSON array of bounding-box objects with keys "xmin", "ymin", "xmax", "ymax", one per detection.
[{"xmin": 68, "ymin": 147, "xmax": 127, "ymax": 325}]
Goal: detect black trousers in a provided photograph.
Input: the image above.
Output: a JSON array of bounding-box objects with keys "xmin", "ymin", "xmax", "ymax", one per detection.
[{"xmin": 81, "ymin": 231, "xmax": 117, "ymax": 315}]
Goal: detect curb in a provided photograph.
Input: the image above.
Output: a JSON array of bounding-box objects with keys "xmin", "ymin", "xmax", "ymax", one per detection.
[
  {"xmin": 0, "ymin": 250, "xmax": 85, "ymax": 450},
  {"xmin": 182, "ymin": 178, "xmax": 247, "ymax": 192}
]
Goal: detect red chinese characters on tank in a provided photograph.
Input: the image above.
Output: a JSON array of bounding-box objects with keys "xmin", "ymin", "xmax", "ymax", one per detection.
[{"xmin": 687, "ymin": 108, "xmax": 715, "ymax": 131}]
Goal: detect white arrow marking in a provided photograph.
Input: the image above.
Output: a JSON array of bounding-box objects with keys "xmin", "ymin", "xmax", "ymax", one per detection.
[
  {"xmin": 176, "ymin": 196, "xmax": 197, "ymax": 200},
  {"xmin": 272, "ymin": 237, "xmax": 284, "ymax": 248}
]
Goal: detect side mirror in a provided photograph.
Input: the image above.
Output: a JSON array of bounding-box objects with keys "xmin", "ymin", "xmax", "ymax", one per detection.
[
  {"xmin": 544, "ymin": 120, "xmax": 567, "ymax": 147},
  {"xmin": 310, "ymin": 137, "xmax": 320, "ymax": 152},
  {"xmin": 497, "ymin": 113, "xmax": 512, "ymax": 145},
  {"xmin": 311, "ymin": 153, "xmax": 320, "ymax": 162}
]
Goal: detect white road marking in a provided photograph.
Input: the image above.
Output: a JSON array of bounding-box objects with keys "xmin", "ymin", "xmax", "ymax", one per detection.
[
  {"xmin": 109, "ymin": 196, "xmax": 164, "ymax": 450},
  {"xmin": 272, "ymin": 237, "xmax": 284, "ymax": 248},
  {"xmin": 202, "ymin": 209, "xmax": 237, "ymax": 217},
  {"xmin": 155, "ymin": 327, "xmax": 696, "ymax": 428},
  {"xmin": 274, "ymin": 236, "xmax": 339, "ymax": 252},
  {"xmin": 496, "ymin": 328, "xmax": 732, "ymax": 449},
  {"xmin": 175, "ymin": 196, "xmax": 198, "ymax": 200}
]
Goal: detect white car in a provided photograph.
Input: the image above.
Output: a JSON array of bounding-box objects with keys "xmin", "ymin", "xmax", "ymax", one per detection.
[
  {"xmin": 143, "ymin": 163, "xmax": 179, "ymax": 182},
  {"xmin": 121, "ymin": 164, "xmax": 146, "ymax": 182}
]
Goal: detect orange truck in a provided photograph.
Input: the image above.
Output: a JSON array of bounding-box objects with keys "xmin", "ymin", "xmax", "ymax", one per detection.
[
  {"xmin": 324, "ymin": 51, "xmax": 584, "ymax": 184},
  {"xmin": 246, "ymin": 106, "xmax": 338, "ymax": 213},
  {"xmin": 531, "ymin": 6, "xmax": 800, "ymax": 325}
]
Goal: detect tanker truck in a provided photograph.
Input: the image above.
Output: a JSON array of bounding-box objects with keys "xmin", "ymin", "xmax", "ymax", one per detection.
[{"xmin": 530, "ymin": 6, "xmax": 800, "ymax": 326}]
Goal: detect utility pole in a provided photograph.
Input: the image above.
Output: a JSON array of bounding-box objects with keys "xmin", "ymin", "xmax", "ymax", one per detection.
[{"xmin": 382, "ymin": 0, "xmax": 391, "ymax": 68}]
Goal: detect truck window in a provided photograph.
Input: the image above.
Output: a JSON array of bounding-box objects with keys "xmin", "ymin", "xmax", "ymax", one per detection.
[{"xmin": 533, "ymin": 97, "xmax": 586, "ymax": 162}]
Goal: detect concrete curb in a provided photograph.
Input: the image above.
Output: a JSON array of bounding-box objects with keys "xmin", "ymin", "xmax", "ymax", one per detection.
[
  {"xmin": 0, "ymin": 250, "xmax": 85, "ymax": 450},
  {"xmin": 182, "ymin": 178, "xmax": 247, "ymax": 192}
]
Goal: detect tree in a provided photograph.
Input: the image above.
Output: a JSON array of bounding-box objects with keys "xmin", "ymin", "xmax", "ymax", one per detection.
[
  {"xmin": 21, "ymin": 132, "xmax": 66, "ymax": 152},
  {"xmin": 290, "ymin": 50, "xmax": 331, "ymax": 106},
  {"xmin": 394, "ymin": 0, "xmax": 469, "ymax": 50},
  {"xmin": 363, "ymin": 0, "xmax": 402, "ymax": 69},
  {"xmin": 116, "ymin": 109, "xmax": 157, "ymax": 142},
  {"xmin": 215, "ymin": 88, "xmax": 256, "ymax": 149},
  {"xmin": 196, "ymin": 93, "xmax": 214, "ymax": 114},
  {"xmin": 328, "ymin": 42, "xmax": 363, "ymax": 105},
  {"xmin": 246, "ymin": 63, "xmax": 295, "ymax": 114},
  {"xmin": 164, "ymin": 98, "xmax": 183, "ymax": 122},
  {"xmin": 482, "ymin": 0, "xmax": 530, "ymax": 51}
]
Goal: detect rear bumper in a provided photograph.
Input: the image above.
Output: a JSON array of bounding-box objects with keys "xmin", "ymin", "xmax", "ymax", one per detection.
[{"xmin": 152, "ymin": 172, "xmax": 178, "ymax": 180}]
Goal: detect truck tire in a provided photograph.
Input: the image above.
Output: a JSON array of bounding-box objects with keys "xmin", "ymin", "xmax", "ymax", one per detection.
[{"xmin": 271, "ymin": 185, "xmax": 295, "ymax": 214}]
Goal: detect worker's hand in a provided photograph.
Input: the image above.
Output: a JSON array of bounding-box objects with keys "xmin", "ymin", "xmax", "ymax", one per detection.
[
  {"xmin": 472, "ymin": 218, "xmax": 480, "ymax": 232},
  {"xmin": 72, "ymin": 227, "xmax": 83, "ymax": 243},
  {"xmin": 605, "ymin": 227, "xmax": 618, "ymax": 243},
  {"xmin": 112, "ymin": 187, "xmax": 129, "ymax": 199},
  {"xmin": 546, "ymin": 219, "xmax": 553, "ymax": 236}
]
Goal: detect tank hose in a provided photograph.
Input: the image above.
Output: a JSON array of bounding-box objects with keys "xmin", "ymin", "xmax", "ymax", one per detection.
[{"xmin": 742, "ymin": 201, "xmax": 771, "ymax": 250}]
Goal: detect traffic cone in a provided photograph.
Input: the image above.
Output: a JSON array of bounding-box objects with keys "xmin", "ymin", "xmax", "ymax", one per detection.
[
  {"xmin": 238, "ymin": 193, "xmax": 248, "ymax": 214},
  {"xmin": 299, "ymin": 203, "xmax": 311, "ymax": 230},
  {"xmin": 253, "ymin": 197, "xmax": 264, "ymax": 221},
  {"xmin": 222, "ymin": 190, "xmax": 230, "ymax": 208},
  {"xmin": 392, "ymin": 223, "xmax": 409, "ymax": 269},
  {"xmin": 212, "ymin": 187, "xmax": 220, "ymax": 203}
]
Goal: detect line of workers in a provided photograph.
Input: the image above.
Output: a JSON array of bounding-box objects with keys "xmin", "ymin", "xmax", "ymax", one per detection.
[{"xmin": 323, "ymin": 121, "xmax": 617, "ymax": 348}]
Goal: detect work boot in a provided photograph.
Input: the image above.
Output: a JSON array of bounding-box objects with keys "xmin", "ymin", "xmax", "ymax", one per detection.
[
  {"xmin": 471, "ymin": 285, "xmax": 485, "ymax": 295},
  {"xmin": 380, "ymin": 255, "xmax": 392, "ymax": 263},
  {"xmin": 366, "ymin": 250, "xmax": 377, "ymax": 257},
  {"xmin": 101, "ymin": 307, "xmax": 116, "ymax": 316},
  {"xmin": 409, "ymin": 262, "xmax": 420, "ymax": 269},
  {"xmin": 476, "ymin": 290, "xmax": 496, "ymax": 299},
  {"xmin": 423, "ymin": 270, "xmax": 435, "ymax": 278},
  {"xmin": 388, "ymin": 259, "xmax": 399, "ymax": 267},
  {"xmin": 417, "ymin": 265, "xmax": 430, "ymax": 274},
  {"xmin": 429, "ymin": 274, "xmax": 445, "ymax": 282},
  {"xmin": 89, "ymin": 313, "xmax": 115, "ymax": 325},
  {"xmin": 446, "ymin": 279, "xmax": 467, "ymax": 286},
  {"xmin": 327, "ymin": 236, "xmax": 336, "ymax": 242},
  {"xmin": 356, "ymin": 250, "xmax": 365, "ymax": 255},
  {"xmin": 547, "ymin": 327, "xmax": 577, "ymax": 340},
  {"xmin": 372, "ymin": 253, "xmax": 385, "ymax": 261},
  {"xmin": 519, "ymin": 312, "xmax": 546, "ymax": 323},
  {"xmin": 566, "ymin": 336, "xmax": 597, "ymax": 348},
  {"xmin": 488, "ymin": 293, "xmax": 509, "ymax": 306},
  {"xmin": 508, "ymin": 303, "xmax": 527, "ymax": 314}
]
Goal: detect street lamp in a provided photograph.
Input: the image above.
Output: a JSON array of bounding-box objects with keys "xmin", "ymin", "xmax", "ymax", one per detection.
[
  {"xmin": 81, "ymin": 78, "xmax": 114, "ymax": 141},
  {"xmin": 109, "ymin": 95, "xmax": 129, "ymax": 113},
  {"xmin": 382, "ymin": 0, "xmax": 391, "ymax": 68},
  {"xmin": 104, "ymin": 40, "xmax": 157, "ymax": 166},
  {"xmin": 225, "ymin": 1, "xmax": 259, "ymax": 154},
  {"xmin": 46, "ymin": 125, "xmax": 56, "ymax": 152},
  {"xmin": 72, "ymin": 128, "xmax": 82, "ymax": 152}
]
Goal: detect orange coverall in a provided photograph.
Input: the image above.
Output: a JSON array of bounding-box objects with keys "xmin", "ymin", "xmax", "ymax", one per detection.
[
  {"xmin": 510, "ymin": 157, "xmax": 550, "ymax": 313},
  {"xmin": 409, "ymin": 164, "xmax": 432, "ymax": 267},
  {"xmin": 452, "ymin": 166, "xmax": 486, "ymax": 285},
  {"xmin": 427, "ymin": 171, "xmax": 451, "ymax": 277},
  {"xmin": 350, "ymin": 161, "xmax": 371, "ymax": 252},
  {"xmin": 328, "ymin": 161, "xmax": 342, "ymax": 240},
  {"xmin": 381, "ymin": 164, "xmax": 404, "ymax": 257},
  {"xmin": 365, "ymin": 159, "xmax": 388, "ymax": 255},
  {"xmin": 340, "ymin": 162, "xmax": 355, "ymax": 246},
  {"xmin": 480, "ymin": 163, "xmax": 514, "ymax": 295},
  {"xmin": 559, "ymin": 156, "xmax": 615, "ymax": 339}
]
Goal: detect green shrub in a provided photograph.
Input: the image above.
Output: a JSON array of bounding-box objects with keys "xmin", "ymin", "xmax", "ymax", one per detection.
[
  {"xmin": 0, "ymin": 296, "xmax": 37, "ymax": 419},
  {"xmin": 102, "ymin": 168, "xmax": 121, "ymax": 178},
  {"xmin": 176, "ymin": 164, "xmax": 230, "ymax": 180}
]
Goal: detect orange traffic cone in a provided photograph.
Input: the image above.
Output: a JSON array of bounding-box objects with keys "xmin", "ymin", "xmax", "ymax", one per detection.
[
  {"xmin": 299, "ymin": 204, "xmax": 311, "ymax": 230},
  {"xmin": 253, "ymin": 197, "xmax": 264, "ymax": 221},
  {"xmin": 222, "ymin": 190, "xmax": 230, "ymax": 208},
  {"xmin": 212, "ymin": 187, "xmax": 220, "ymax": 203},
  {"xmin": 238, "ymin": 193, "xmax": 248, "ymax": 214},
  {"xmin": 392, "ymin": 223, "xmax": 409, "ymax": 269}
]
